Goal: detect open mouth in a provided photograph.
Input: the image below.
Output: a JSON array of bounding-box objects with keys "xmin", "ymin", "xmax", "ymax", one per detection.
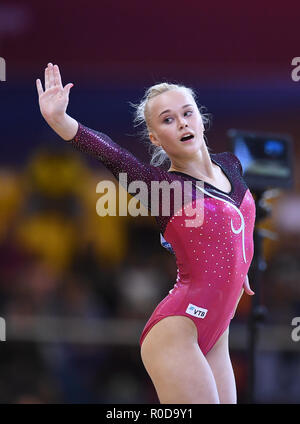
[{"xmin": 180, "ymin": 134, "xmax": 194, "ymax": 142}]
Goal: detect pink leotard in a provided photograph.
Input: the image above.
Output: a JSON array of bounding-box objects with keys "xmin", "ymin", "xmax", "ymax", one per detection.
[{"xmin": 69, "ymin": 123, "xmax": 256, "ymax": 356}]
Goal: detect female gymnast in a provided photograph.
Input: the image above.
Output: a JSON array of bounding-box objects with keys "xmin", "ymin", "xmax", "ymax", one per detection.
[{"xmin": 36, "ymin": 63, "xmax": 256, "ymax": 404}]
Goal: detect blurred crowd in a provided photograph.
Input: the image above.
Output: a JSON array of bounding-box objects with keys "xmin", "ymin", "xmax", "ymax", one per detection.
[{"xmin": 0, "ymin": 143, "xmax": 300, "ymax": 403}]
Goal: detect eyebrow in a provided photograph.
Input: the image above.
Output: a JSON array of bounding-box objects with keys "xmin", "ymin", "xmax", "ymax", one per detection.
[{"xmin": 158, "ymin": 104, "xmax": 193, "ymax": 117}]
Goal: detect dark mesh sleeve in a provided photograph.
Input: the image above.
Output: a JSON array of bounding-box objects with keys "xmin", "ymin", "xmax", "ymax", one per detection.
[
  {"xmin": 69, "ymin": 122, "xmax": 172, "ymax": 184},
  {"xmin": 68, "ymin": 123, "xmax": 175, "ymax": 218}
]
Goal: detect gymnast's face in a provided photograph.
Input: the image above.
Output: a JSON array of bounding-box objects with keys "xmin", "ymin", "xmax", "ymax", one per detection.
[{"xmin": 147, "ymin": 89, "xmax": 205, "ymax": 161}]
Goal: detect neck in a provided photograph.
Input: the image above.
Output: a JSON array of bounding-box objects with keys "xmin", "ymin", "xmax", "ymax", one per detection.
[{"xmin": 168, "ymin": 144, "xmax": 216, "ymax": 180}]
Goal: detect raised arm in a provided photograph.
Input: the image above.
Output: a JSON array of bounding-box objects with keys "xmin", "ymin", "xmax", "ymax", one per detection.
[
  {"xmin": 68, "ymin": 122, "xmax": 162, "ymax": 186},
  {"xmin": 36, "ymin": 63, "xmax": 78, "ymax": 140},
  {"xmin": 36, "ymin": 63, "xmax": 171, "ymax": 189}
]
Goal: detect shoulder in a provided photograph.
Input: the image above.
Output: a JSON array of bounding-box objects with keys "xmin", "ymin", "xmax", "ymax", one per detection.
[{"xmin": 211, "ymin": 151, "xmax": 243, "ymax": 176}]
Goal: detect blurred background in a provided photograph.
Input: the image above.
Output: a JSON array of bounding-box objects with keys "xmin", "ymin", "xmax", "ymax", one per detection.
[{"xmin": 0, "ymin": 0, "xmax": 300, "ymax": 404}]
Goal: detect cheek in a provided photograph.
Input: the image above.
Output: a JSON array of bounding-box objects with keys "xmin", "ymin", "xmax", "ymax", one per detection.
[
  {"xmin": 160, "ymin": 126, "xmax": 176, "ymax": 141},
  {"xmin": 160, "ymin": 129, "xmax": 179, "ymax": 152},
  {"xmin": 194, "ymin": 114, "xmax": 204, "ymax": 131}
]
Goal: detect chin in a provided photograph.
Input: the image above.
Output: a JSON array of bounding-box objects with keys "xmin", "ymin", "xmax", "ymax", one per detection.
[{"xmin": 182, "ymin": 138, "xmax": 200, "ymax": 151}]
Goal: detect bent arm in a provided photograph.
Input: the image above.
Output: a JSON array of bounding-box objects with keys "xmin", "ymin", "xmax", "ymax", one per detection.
[
  {"xmin": 68, "ymin": 122, "xmax": 171, "ymax": 189},
  {"xmin": 36, "ymin": 64, "xmax": 172, "ymax": 208}
]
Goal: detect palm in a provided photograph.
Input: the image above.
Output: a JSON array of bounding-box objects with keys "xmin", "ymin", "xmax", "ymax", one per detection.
[
  {"xmin": 36, "ymin": 63, "xmax": 73, "ymax": 121},
  {"xmin": 39, "ymin": 86, "xmax": 68, "ymax": 117}
]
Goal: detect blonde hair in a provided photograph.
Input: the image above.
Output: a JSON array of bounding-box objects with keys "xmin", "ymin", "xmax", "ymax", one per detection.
[{"xmin": 130, "ymin": 82, "xmax": 212, "ymax": 167}]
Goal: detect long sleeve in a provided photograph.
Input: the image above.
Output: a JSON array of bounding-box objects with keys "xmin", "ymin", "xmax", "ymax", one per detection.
[
  {"xmin": 67, "ymin": 123, "xmax": 195, "ymax": 237},
  {"xmin": 68, "ymin": 122, "xmax": 170, "ymax": 188}
]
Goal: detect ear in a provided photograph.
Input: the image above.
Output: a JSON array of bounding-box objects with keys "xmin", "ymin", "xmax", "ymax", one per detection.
[{"xmin": 149, "ymin": 132, "xmax": 161, "ymax": 147}]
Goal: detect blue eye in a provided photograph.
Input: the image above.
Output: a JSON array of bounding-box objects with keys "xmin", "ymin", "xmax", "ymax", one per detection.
[{"xmin": 185, "ymin": 110, "xmax": 193, "ymax": 116}]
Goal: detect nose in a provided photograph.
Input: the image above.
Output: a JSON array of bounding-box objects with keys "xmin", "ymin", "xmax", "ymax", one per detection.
[{"xmin": 178, "ymin": 117, "xmax": 188, "ymax": 129}]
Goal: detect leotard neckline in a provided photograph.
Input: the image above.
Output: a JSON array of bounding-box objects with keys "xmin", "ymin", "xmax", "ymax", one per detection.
[{"xmin": 168, "ymin": 154, "xmax": 234, "ymax": 196}]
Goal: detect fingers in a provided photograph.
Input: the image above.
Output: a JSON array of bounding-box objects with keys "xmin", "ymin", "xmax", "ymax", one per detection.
[
  {"xmin": 48, "ymin": 63, "xmax": 55, "ymax": 88},
  {"xmin": 53, "ymin": 64, "xmax": 63, "ymax": 88},
  {"xmin": 45, "ymin": 65, "xmax": 50, "ymax": 90},
  {"xmin": 44, "ymin": 63, "xmax": 59, "ymax": 90},
  {"xmin": 63, "ymin": 83, "xmax": 74, "ymax": 96},
  {"xmin": 36, "ymin": 78, "xmax": 44, "ymax": 96},
  {"xmin": 44, "ymin": 63, "xmax": 54, "ymax": 90},
  {"xmin": 243, "ymin": 275, "xmax": 255, "ymax": 295},
  {"xmin": 41, "ymin": 63, "xmax": 72, "ymax": 94}
]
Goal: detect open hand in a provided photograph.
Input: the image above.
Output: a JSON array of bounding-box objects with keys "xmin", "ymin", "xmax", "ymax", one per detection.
[{"xmin": 36, "ymin": 63, "xmax": 73, "ymax": 122}]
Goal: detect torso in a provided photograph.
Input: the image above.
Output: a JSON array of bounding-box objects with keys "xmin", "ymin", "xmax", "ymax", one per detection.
[{"xmin": 140, "ymin": 151, "xmax": 256, "ymax": 355}]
